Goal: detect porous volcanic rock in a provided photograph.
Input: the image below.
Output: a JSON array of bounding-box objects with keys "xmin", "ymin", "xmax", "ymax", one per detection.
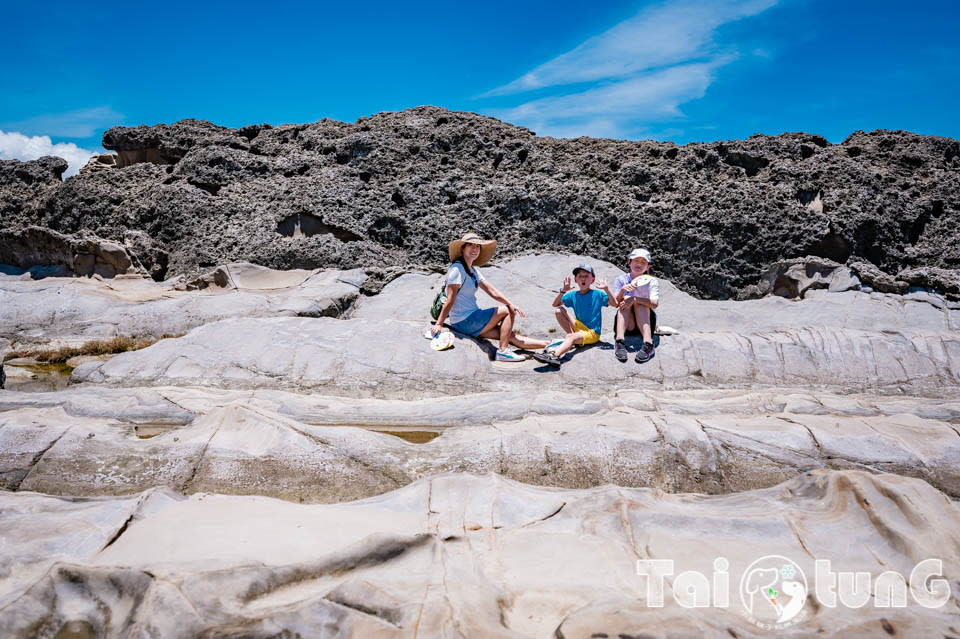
[
  {"xmin": 78, "ymin": 152, "xmax": 118, "ymax": 174},
  {"xmin": 2, "ymin": 108, "xmax": 958, "ymax": 299},
  {"xmin": 0, "ymin": 156, "xmax": 66, "ymax": 222}
]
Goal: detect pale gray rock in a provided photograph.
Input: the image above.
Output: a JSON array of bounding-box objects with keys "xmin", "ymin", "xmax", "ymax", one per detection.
[
  {"xmin": 1, "ymin": 471, "xmax": 958, "ymax": 637},
  {"xmin": 3, "ymin": 386, "xmax": 960, "ymax": 500},
  {"xmin": 4, "ymin": 384, "xmax": 958, "ymax": 429},
  {"xmin": 0, "ymin": 262, "xmax": 367, "ymax": 342},
  {"xmin": 71, "ymin": 314, "xmax": 960, "ymax": 397}
]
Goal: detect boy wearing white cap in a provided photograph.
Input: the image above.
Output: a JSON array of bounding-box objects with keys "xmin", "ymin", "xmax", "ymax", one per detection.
[{"xmin": 611, "ymin": 248, "xmax": 659, "ymax": 363}]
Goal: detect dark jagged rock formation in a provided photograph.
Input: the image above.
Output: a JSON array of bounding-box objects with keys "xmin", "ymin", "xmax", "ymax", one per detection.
[
  {"xmin": 2, "ymin": 107, "xmax": 958, "ymax": 298},
  {"xmin": 0, "ymin": 226, "xmax": 154, "ymax": 279},
  {"xmin": 1, "ymin": 156, "xmax": 66, "ymax": 223}
]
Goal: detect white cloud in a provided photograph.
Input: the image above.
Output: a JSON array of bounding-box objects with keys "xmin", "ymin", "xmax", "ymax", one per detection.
[
  {"xmin": 486, "ymin": 0, "xmax": 776, "ymax": 97},
  {"xmin": 0, "ymin": 130, "xmax": 97, "ymax": 177},
  {"xmin": 482, "ymin": 0, "xmax": 779, "ymax": 139},
  {"xmin": 498, "ymin": 58, "xmax": 730, "ymax": 133},
  {"xmin": 0, "ymin": 106, "xmax": 123, "ymax": 139}
]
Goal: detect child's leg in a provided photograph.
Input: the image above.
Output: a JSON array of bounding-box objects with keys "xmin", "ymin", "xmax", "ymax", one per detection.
[
  {"xmin": 554, "ymin": 331, "xmax": 583, "ymax": 357},
  {"xmin": 633, "ymin": 304, "xmax": 653, "ymax": 343},
  {"xmin": 617, "ymin": 301, "xmax": 637, "ymax": 340},
  {"xmin": 555, "ymin": 307, "xmax": 576, "ymax": 334}
]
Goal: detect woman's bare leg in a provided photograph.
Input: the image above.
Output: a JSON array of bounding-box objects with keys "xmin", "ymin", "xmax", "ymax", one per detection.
[
  {"xmin": 499, "ymin": 306, "xmax": 516, "ymax": 349},
  {"xmin": 478, "ymin": 306, "xmax": 549, "ymax": 350},
  {"xmin": 477, "ymin": 306, "xmax": 510, "ymax": 348},
  {"xmin": 477, "ymin": 306, "xmax": 510, "ymax": 339},
  {"xmin": 509, "ymin": 332, "xmax": 549, "ymax": 350}
]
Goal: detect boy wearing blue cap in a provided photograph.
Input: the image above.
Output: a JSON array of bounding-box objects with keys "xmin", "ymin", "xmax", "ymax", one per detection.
[{"xmin": 532, "ymin": 264, "xmax": 616, "ymax": 365}]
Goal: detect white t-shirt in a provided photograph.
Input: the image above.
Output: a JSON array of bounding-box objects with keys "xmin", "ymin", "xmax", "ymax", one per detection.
[
  {"xmin": 445, "ymin": 262, "xmax": 487, "ymax": 323},
  {"xmin": 612, "ymin": 272, "xmax": 660, "ymax": 304}
]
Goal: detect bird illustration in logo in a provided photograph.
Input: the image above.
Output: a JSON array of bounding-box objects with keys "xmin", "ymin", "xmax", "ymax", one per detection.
[
  {"xmin": 743, "ymin": 562, "xmax": 807, "ymax": 623},
  {"xmin": 777, "ymin": 580, "xmax": 807, "ymax": 623}
]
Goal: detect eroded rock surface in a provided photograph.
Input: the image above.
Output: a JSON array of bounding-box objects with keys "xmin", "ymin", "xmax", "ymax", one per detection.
[
  {"xmin": 2, "ymin": 109, "xmax": 958, "ymax": 299},
  {"xmin": 69, "ymin": 255, "xmax": 960, "ymax": 397},
  {"xmin": 1, "ymin": 471, "xmax": 958, "ymax": 637},
  {"xmin": 2, "ymin": 241, "xmax": 960, "ymax": 637},
  {"xmin": 2, "ymin": 386, "xmax": 959, "ymax": 501},
  {"xmin": 0, "ymin": 226, "xmax": 150, "ymax": 279},
  {"xmin": 70, "ymin": 314, "xmax": 960, "ymax": 397},
  {"xmin": 0, "ymin": 262, "xmax": 366, "ymax": 342}
]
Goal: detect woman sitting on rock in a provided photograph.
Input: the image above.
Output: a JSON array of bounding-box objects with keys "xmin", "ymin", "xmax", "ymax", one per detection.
[{"xmin": 431, "ymin": 232, "xmax": 548, "ymax": 362}]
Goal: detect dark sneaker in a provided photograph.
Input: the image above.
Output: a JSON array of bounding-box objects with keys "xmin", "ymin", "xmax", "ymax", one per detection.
[
  {"xmin": 614, "ymin": 339, "xmax": 628, "ymax": 362},
  {"xmin": 635, "ymin": 341, "xmax": 655, "ymax": 364},
  {"xmin": 531, "ymin": 351, "xmax": 562, "ymax": 366}
]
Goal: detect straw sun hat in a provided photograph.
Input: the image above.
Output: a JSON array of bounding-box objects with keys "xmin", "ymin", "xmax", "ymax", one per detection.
[{"xmin": 448, "ymin": 232, "xmax": 497, "ymax": 266}]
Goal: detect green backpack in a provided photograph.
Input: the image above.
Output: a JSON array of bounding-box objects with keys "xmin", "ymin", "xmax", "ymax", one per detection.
[
  {"xmin": 430, "ymin": 291, "xmax": 447, "ymax": 320},
  {"xmin": 431, "ymin": 262, "xmax": 476, "ymax": 321}
]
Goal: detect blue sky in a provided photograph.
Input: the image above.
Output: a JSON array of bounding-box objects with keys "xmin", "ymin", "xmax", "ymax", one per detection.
[{"xmin": 2, "ymin": 0, "xmax": 958, "ymax": 174}]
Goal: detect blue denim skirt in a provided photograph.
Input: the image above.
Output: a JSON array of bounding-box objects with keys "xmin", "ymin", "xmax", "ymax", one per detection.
[{"xmin": 449, "ymin": 307, "xmax": 497, "ymax": 337}]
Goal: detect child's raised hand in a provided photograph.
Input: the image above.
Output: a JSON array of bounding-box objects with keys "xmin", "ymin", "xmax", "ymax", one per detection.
[
  {"xmin": 596, "ymin": 278, "xmax": 609, "ymax": 289},
  {"xmin": 561, "ymin": 276, "xmax": 572, "ymax": 292}
]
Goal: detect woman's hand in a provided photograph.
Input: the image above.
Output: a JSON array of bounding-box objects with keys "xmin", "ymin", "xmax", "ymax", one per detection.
[
  {"xmin": 507, "ymin": 302, "xmax": 527, "ymax": 318},
  {"xmin": 431, "ymin": 321, "xmax": 443, "ymax": 337}
]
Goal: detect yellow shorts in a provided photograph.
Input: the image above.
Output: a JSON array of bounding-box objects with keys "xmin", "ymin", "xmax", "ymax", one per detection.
[{"xmin": 574, "ymin": 319, "xmax": 600, "ymax": 345}]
